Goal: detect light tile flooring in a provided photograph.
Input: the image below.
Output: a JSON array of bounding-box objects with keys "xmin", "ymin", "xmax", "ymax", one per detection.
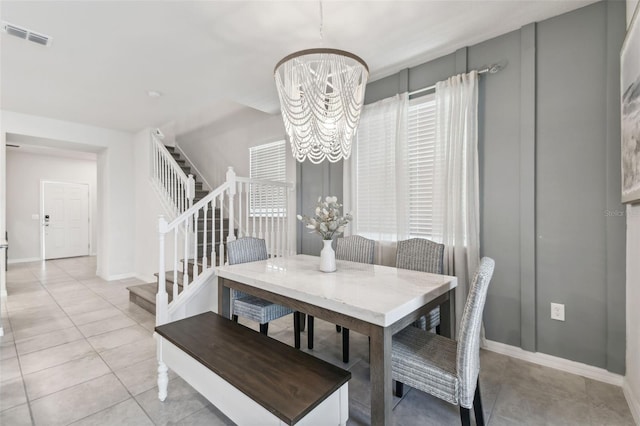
[{"xmin": 0, "ymin": 256, "xmax": 635, "ymax": 425}]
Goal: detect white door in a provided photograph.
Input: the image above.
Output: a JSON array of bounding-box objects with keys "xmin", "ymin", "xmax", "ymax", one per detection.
[{"xmin": 43, "ymin": 182, "xmax": 90, "ymax": 260}]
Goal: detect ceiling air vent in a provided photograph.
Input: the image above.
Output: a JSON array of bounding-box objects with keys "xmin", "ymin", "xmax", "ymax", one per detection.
[{"xmin": 1, "ymin": 22, "xmax": 52, "ymax": 47}]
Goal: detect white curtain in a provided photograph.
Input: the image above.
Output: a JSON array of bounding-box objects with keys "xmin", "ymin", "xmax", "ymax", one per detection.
[
  {"xmin": 344, "ymin": 93, "xmax": 408, "ymax": 253},
  {"xmin": 433, "ymin": 71, "xmax": 480, "ymax": 335}
]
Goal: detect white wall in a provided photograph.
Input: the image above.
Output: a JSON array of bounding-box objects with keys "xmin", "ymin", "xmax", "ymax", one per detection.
[
  {"xmin": 6, "ymin": 150, "xmax": 97, "ymax": 262},
  {"xmin": 626, "ymin": 1, "xmax": 640, "ymax": 422},
  {"xmin": 1, "ymin": 110, "xmax": 135, "ymax": 280},
  {"xmin": 626, "ymin": 206, "xmax": 640, "ymax": 421},
  {"xmin": 177, "ymin": 108, "xmax": 288, "ymax": 186},
  {"xmin": 1, "ymin": 112, "xmax": 7, "ymax": 326},
  {"xmin": 132, "ymin": 128, "xmax": 179, "ymax": 282}
]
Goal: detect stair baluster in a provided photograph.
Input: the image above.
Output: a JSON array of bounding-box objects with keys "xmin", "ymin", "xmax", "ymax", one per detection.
[
  {"xmin": 193, "ymin": 210, "xmax": 199, "ymax": 278},
  {"xmin": 173, "ymin": 228, "xmax": 179, "ymax": 301},
  {"xmin": 202, "ymin": 203, "xmax": 208, "ymax": 268}
]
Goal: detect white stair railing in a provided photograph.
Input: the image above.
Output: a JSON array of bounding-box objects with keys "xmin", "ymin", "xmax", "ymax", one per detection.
[
  {"xmin": 156, "ymin": 167, "xmax": 294, "ymax": 325},
  {"xmin": 151, "ymin": 134, "xmax": 195, "ymax": 217}
]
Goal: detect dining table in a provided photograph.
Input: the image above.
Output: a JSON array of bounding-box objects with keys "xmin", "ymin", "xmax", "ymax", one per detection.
[{"xmin": 216, "ymin": 254, "xmax": 458, "ymax": 426}]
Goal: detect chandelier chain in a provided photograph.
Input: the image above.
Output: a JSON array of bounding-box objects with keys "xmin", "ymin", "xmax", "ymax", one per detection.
[{"xmin": 319, "ymin": 0, "xmax": 324, "ymax": 41}]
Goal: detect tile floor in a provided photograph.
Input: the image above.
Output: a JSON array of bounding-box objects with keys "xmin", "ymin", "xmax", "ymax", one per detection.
[{"xmin": 0, "ymin": 256, "xmax": 635, "ymax": 425}]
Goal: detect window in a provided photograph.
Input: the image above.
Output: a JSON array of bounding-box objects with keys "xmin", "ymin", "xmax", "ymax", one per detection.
[
  {"xmin": 354, "ymin": 96, "xmax": 402, "ymax": 241},
  {"xmin": 250, "ymin": 140, "xmax": 286, "ymax": 182},
  {"xmin": 354, "ymin": 93, "xmax": 441, "ymax": 242},
  {"xmin": 249, "ymin": 140, "xmax": 287, "ymax": 216},
  {"xmin": 407, "ymin": 93, "xmax": 439, "ymax": 241}
]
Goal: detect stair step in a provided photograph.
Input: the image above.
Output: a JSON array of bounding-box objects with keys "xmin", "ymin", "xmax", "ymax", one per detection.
[
  {"xmin": 165, "ymin": 145, "xmax": 176, "ymax": 153},
  {"xmin": 184, "ymin": 256, "xmax": 222, "ymax": 276},
  {"xmin": 154, "ymin": 270, "xmax": 187, "ymax": 286},
  {"xmin": 180, "ymin": 166, "xmax": 191, "ymax": 175},
  {"xmin": 127, "ymin": 283, "xmax": 159, "ymax": 314}
]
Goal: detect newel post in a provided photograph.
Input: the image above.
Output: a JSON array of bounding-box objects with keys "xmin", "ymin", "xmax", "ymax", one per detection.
[
  {"xmin": 226, "ymin": 167, "xmax": 236, "ymax": 242},
  {"xmin": 156, "ymin": 215, "xmax": 169, "ymax": 327}
]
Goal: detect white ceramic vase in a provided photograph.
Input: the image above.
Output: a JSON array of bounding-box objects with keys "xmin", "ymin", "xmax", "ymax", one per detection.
[{"xmin": 319, "ymin": 239, "xmax": 336, "ymax": 272}]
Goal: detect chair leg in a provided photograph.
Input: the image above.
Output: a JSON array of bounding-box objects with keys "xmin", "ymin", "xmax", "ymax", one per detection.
[
  {"xmin": 259, "ymin": 323, "xmax": 268, "ymax": 335},
  {"xmin": 300, "ymin": 313, "xmax": 306, "ymax": 332},
  {"xmin": 395, "ymin": 381, "xmax": 404, "ymax": 397},
  {"xmin": 294, "ymin": 312, "xmax": 301, "ymax": 349},
  {"xmin": 459, "ymin": 407, "xmax": 471, "ymax": 426},
  {"xmin": 342, "ymin": 328, "xmax": 350, "ymax": 363},
  {"xmin": 473, "ymin": 379, "xmax": 485, "ymax": 426},
  {"xmin": 307, "ymin": 316, "xmax": 314, "ymax": 349},
  {"xmin": 336, "ymin": 325, "xmax": 342, "ymax": 332},
  {"xmin": 232, "ymin": 314, "xmax": 238, "ymax": 323}
]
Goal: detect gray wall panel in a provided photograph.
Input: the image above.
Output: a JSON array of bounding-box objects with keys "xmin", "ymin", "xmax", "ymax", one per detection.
[
  {"xmin": 468, "ymin": 30, "xmax": 524, "ymax": 347},
  {"xmin": 296, "ymin": 161, "xmax": 344, "ymax": 256},
  {"xmin": 408, "ymin": 53, "xmax": 457, "ymax": 93},
  {"xmin": 604, "ymin": 0, "xmax": 626, "ymax": 374},
  {"xmin": 536, "ymin": 2, "xmax": 610, "ymax": 367}
]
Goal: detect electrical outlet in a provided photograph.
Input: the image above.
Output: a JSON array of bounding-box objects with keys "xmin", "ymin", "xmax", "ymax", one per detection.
[{"xmin": 551, "ymin": 303, "xmax": 565, "ymax": 321}]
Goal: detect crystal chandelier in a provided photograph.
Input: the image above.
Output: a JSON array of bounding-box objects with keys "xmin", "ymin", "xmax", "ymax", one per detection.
[{"xmin": 274, "ymin": 48, "xmax": 369, "ymax": 163}]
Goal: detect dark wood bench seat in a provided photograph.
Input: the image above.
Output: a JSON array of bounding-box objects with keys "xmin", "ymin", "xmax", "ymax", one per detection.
[{"xmin": 155, "ymin": 311, "xmax": 351, "ymax": 425}]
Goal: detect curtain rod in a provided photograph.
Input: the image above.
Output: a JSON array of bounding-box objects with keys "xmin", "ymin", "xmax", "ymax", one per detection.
[{"xmin": 408, "ymin": 62, "xmax": 505, "ymax": 97}]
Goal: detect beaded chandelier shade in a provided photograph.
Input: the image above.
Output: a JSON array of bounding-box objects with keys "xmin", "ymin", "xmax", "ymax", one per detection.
[{"xmin": 274, "ymin": 48, "xmax": 369, "ymax": 164}]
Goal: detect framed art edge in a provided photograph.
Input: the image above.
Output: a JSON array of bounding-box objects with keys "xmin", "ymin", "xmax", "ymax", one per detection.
[{"xmin": 621, "ymin": 0, "xmax": 640, "ymax": 204}]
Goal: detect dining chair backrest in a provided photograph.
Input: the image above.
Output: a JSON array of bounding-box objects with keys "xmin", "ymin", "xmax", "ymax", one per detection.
[
  {"xmin": 456, "ymin": 257, "xmax": 495, "ymax": 408},
  {"xmin": 396, "ymin": 238, "xmax": 444, "ymax": 274},
  {"xmin": 336, "ymin": 235, "xmax": 375, "ymax": 264},
  {"xmin": 227, "ymin": 237, "xmax": 268, "ymax": 265}
]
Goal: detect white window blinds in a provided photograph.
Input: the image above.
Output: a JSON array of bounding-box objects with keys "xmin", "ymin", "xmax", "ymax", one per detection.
[
  {"xmin": 354, "ymin": 96, "xmax": 403, "ymax": 241},
  {"xmin": 407, "ymin": 93, "xmax": 440, "ymax": 241},
  {"xmin": 353, "ymin": 92, "xmax": 442, "ymax": 243},
  {"xmin": 250, "ymin": 140, "xmax": 286, "ymax": 182},
  {"xmin": 249, "ymin": 140, "xmax": 286, "ymax": 216}
]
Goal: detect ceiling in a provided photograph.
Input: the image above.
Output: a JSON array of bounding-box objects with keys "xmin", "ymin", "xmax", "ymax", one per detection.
[{"xmin": 1, "ymin": 0, "xmax": 597, "ymax": 134}]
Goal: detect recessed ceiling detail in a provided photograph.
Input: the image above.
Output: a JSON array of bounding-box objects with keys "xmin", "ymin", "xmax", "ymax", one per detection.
[{"xmin": 1, "ymin": 21, "xmax": 52, "ymax": 47}]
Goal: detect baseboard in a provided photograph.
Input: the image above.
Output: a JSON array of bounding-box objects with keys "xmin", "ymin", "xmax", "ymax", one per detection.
[
  {"xmin": 100, "ymin": 272, "xmax": 136, "ymax": 281},
  {"xmin": 623, "ymin": 379, "xmax": 640, "ymax": 425},
  {"xmin": 483, "ymin": 339, "xmax": 624, "ymax": 386},
  {"xmin": 134, "ymin": 273, "xmax": 156, "ymax": 283},
  {"xmin": 8, "ymin": 257, "xmax": 41, "ymax": 264}
]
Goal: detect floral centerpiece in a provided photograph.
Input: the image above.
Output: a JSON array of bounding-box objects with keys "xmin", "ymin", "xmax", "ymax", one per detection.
[
  {"xmin": 297, "ymin": 196, "xmax": 352, "ymax": 272},
  {"xmin": 297, "ymin": 196, "xmax": 352, "ymax": 240}
]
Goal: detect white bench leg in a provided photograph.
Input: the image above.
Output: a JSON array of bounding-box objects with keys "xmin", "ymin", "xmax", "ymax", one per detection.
[
  {"xmin": 158, "ymin": 361, "xmax": 169, "ymax": 401},
  {"xmin": 339, "ymin": 385, "xmax": 349, "ymax": 426}
]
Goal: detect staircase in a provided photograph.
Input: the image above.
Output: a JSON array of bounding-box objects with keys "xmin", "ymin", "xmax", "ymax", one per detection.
[
  {"xmin": 128, "ymin": 145, "xmax": 215, "ymax": 314},
  {"xmin": 127, "ymin": 131, "xmax": 294, "ymax": 326}
]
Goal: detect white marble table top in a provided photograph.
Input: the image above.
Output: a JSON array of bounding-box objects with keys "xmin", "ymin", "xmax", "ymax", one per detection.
[{"xmin": 216, "ymin": 254, "xmax": 457, "ymax": 327}]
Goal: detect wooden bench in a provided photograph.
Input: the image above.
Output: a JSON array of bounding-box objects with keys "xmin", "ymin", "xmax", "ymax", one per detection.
[{"xmin": 155, "ymin": 312, "xmax": 351, "ymax": 425}]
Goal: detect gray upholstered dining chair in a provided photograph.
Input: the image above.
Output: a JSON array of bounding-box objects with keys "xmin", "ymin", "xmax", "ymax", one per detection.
[
  {"xmin": 227, "ymin": 237, "xmax": 301, "ymax": 346},
  {"xmin": 307, "ymin": 235, "xmax": 375, "ymax": 363},
  {"xmin": 392, "ymin": 257, "xmax": 495, "ymax": 426},
  {"xmin": 396, "ymin": 238, "xmax": 445, "ymax": 334}
]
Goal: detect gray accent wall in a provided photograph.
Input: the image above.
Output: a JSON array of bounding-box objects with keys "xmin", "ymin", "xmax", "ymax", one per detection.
[
  {"xmin": 363, "ymin": 0, "xmax": 626, "ymax": 373},
  {"xmin": 296, "ymin": 161, "xmax": 344, "ymax": 256}
]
